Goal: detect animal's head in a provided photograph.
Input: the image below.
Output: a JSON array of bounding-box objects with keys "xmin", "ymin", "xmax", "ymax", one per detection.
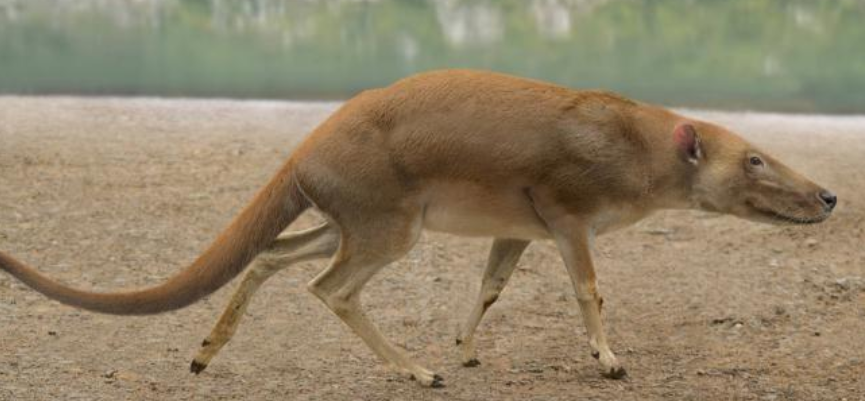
[{"xmin": 674, "ymin": 122, "xmax": 835, "ymax": 225}]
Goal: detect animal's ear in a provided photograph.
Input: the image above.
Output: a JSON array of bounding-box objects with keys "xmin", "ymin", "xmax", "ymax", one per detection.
[{"xmin": 673, "ymin": 123, "xmax": 702, "ymax": 165}]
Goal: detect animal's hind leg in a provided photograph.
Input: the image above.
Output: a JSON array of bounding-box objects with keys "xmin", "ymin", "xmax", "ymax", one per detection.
[
  {"xmin": 191, "ymin": 222, "xmax": 339, "ymax": 374},
  {"xmin": 306, "ymin": 214, "xmax": 444, "ymax": 387},
  {"xmin": 456, "ymin": 238, "xmax": 529, "ymax": 367}
]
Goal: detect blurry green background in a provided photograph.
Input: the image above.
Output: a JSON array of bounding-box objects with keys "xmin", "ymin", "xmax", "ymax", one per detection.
[{"xmin": 1, "ymin": 0, "xmax": 863, "ymax": 114}]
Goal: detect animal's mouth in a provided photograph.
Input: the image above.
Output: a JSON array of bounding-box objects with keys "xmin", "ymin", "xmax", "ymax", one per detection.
[{"xmin": 747, "ymin": 201, "xmax": 827, "ymax": 225}]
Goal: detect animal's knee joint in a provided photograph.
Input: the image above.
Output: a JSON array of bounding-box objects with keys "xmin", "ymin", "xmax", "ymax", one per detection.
[
  {"xmin": 309, "ymin": 286, "xmax": 356, "ymax": 318},
  {"xmin": 575, "ymin": 283, "xmax": 601, "ymax": 301},
  {"xmin": 306, "ymin": 279, "xmax": 328, "ymax": 299},
  {"xmin": 482, "ymin": 293, "xmax": 499, "ymax": 310},
  {"xmin": 327, "ymin": 296, "xmax": 355, "ymax": 317}
]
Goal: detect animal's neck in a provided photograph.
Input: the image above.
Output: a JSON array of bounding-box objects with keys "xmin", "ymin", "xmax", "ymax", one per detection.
[{"xmin": 632, "ymin": 110, "xmax": 697, "ymax": 212}]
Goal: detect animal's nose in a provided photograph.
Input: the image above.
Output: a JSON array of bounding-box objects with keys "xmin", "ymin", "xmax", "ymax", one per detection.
[{"xmin": 817, "ymin": 190, "xmax": 837, "ymax": 211}]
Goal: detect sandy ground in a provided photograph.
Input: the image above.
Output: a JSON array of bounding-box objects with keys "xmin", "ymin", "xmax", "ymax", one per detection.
[{"xmin": 0, "ymin": 96, "xmax": 863, "ymax": 401}]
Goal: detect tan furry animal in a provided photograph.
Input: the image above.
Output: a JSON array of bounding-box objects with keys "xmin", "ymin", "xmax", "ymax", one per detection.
[{"xmin": 0, "ymin": 70, "xmax": 836, "ymax": 387}]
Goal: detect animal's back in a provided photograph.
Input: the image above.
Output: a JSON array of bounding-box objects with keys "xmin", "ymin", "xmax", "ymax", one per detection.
[{"xmin": 297, "ymin": 70, "xmax": 644, "ymax": 185}]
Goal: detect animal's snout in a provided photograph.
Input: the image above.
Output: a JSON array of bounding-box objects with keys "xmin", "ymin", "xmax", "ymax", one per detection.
[{"xmin": 817, "ymin": 190, "xmax": 837, "ymax": 211}]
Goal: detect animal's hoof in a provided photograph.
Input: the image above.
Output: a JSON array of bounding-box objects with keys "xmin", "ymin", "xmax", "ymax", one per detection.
[
  {"xmin": 190, "ymin": 360, "xmax": 207, "ymax": 375},
  {"xmin": 410, "ymin": 373, "xmax": 446, "ymax": 388},
  {"xmin": 591, "ymin": 351, "xmax": 600, "ymax": 360},
  {"xmin": 462, "ymin": 358, "xmax": 481, "ymax": 368},
  {"xmin": 602, "ymin": 366, "xmax": 628, "ymax": 380}
]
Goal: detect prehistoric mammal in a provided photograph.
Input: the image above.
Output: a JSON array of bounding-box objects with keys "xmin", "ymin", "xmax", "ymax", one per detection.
[{"xmin": 0, "ymin": 70, "xmax": 836, "ymax": 387}]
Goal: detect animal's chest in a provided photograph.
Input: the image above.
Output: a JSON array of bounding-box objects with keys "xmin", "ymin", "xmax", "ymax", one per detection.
[{"xmin": 590, "ymin": 204, "xmax": 651, "ymax": 235}]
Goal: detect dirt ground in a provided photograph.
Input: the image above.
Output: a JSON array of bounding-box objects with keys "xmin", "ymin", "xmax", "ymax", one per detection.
[{"xmin": 0, "ymin": 97, "xmax": 863, "ymax": 401}]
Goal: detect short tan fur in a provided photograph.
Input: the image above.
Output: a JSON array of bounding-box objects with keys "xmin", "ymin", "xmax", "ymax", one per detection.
[{"xmin": 0, "ymin": 70, "xmax": 836, "ymax": 387}]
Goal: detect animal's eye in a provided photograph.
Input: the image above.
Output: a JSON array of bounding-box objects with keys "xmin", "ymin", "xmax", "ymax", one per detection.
[{"xmin": 749, "ymin": 156, "xmax": 764, "ymax": 167}]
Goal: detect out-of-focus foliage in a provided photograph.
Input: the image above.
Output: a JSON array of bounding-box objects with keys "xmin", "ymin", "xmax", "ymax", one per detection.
[{"xmin": 1, "ymin": 0, "xmax": 863, "ymax": 113}]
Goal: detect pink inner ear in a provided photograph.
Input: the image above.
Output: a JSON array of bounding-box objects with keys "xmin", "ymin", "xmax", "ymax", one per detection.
[{"xmin": 673, "ymin": 123, "xmax": 698, "ymax": 157}]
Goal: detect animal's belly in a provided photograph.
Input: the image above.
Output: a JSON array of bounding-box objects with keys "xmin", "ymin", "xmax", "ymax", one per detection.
[{"xmin": 422, "ymin": 183, "xmax": 551, "ymax": 239}]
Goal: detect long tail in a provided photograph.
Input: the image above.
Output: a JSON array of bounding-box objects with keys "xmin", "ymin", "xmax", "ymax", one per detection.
[{"xmin": 0, "ymin": 160, "xmax": 309, "ymax": 315}]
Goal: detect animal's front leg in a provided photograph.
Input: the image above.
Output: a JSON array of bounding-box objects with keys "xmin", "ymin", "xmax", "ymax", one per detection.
[
  {"xmin": 456, "ymin": 238, "xmax": 530, "ymax": 367},
  {"xmin": 525, "ymin": 190, "xmax": 626, "ymax": 379},
  {"xmin": 554, "ymin": 222, "xmax": 626, "ymax": 379},
  {"xmin": 559, "ymin": 239, "xmax": 626, "ymax": 379}
]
